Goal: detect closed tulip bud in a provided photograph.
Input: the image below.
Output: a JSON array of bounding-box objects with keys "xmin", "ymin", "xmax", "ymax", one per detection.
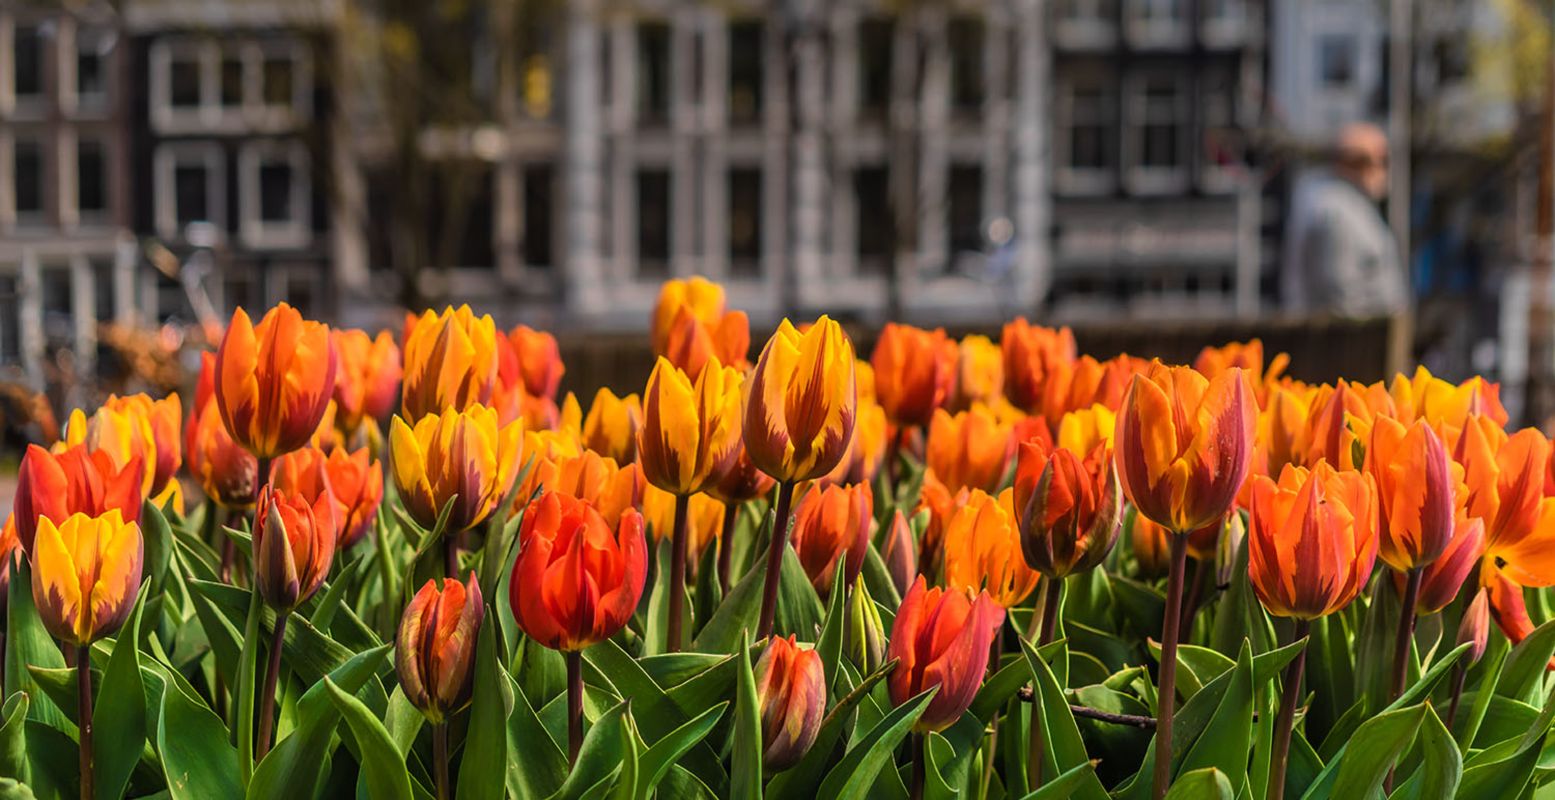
[
  {"xmin": 951, "ymin": 334, "xmax": 1003, "ymax": 411},
  {"xmin": 14, "ymin": 443, "xmax": 143, "ymax": 555},
  {"xmin": 187, "ymin": 394, "xmax": 259, "ymax": 509},
  {"xmin": 401, "ymin": 306, "xmax": 501, "ymax": 423},
  {"xmin": 254, "ymin": 485, "xmax": 337, "ymax": 612},
  {"xmin": 887, "ymin": 577, "xmax": 1005, "ymax": 732},
  {"xmin": 846, "ymin": 578, "xmax": 887, "ymax": 673},
  {"xmin": 31, "ymin": 510, "xmax": 143, "ymax": 645},
  {"xmin": 881, "ymin": 510, "xmax": 917, "ymax": 598},
  {"xmin": 66, "ymin": 393, "xmax": 182, "ymax": 498},
  {"xmin": 753, "ymin": 635, "xmax": 825, "ymax": 771},
  {"xmin": 943, "ymin": 489, "xmax": 1040, "ymax": 608},
  {"xmin": 1247, "ymin": 463, "xmax": 1379, "ymax": 619},
  {"xmin": 871, "ymin": 323, "xmax": 957, "ymax": 428},
  {"xmin": 332, "ymin": 329, "xmax": 402, "ymax": 435},
  {"xmin": 789, "ymin": 482, "xmax": 873, "ymax": 595},
  {"xmin": 1014, "ymin": 437, "xmax": 1121, "ymax": 580},
  {"xmin": 638, "ymin": 357, "xmax": 744, "ymax": 495},
  {"xmin": 1369, "ymin": 416, "xmax": 1458, "ymax": 571},
  {"xmin": 664, "ymin": 305, "xmax": 751, "ymax": 379},
  {"xmin": 1414, "ymin": 515, "xmax": 1484, "ymax": 614},
  {"xmin": 390, "ymin": 405, "xmax": 523, "ymax": 533},
  {"xmin": 708, "ymin": 443, "xmax": 776, "ymax": 505},
  {"xmin": 925, "ymin": 405, "xmax": 1014, "ymax": 494},
  {"xmin": 1458, "ymin": 588, "xmax": 1491, "ymax": 665},
  {"xmin": 396, "ymin": 572, "xmax": 484, "ymax": 723},
  {"xmin": 745, "ymin": 317, "xmax": 857, "ymax": 483},
  {"xmin": 1115, "ymin": 363, "xmax": 1256, "ymax": 534},
  {"xmin": 507, "ymin": 325, "xmax": 565, "ymax": 400},
  {"xmin": 215, "ymin": 303, "xmax": 337, "ymax": 460},
  {"xmin": 510, "ymin": 491, "xmax": 648, "ymax": 651},
  {"xmin": 1001, "ymin": 319, "xmax": 1077, "ymax": 414},
  {"xmin": 582, "ymin": 388, "xmax": 642, "ymax": 464},
  {"xmin": 824, "ymin": 399, "xmax": 888, "ymax": 486}
]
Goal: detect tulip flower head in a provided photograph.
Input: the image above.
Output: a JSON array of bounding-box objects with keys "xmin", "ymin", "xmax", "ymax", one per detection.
[
  {"xmin": 215, "ymin": 303, "xmax": 337, "ymax": 460},
  {"xmin": 552, "ymin": 450, "xmax": 646, "ymax": 528},
  {"xmin": 1114, "ymin": 362, "xmax": 1256, "ymax": 534},
  {"xmin": 789, "ymin": 482, "xmax": 873, "ymax": 594},
  {"xmin": 638, "ymin": 357, "xmax": 744, "ymax": 495},
  {"xmin": 509, "ymin": 491, "xmax": 648, "ymax": 652},
  {"xmin": 14, "ymin": 443, "xmax": 143, "ymax": 555},
  {"xmin": 396, "ymin": 572, "xmax": 484, "ymax": 723},
  {"xmin": 401, "ymin": 305, "xmax": 501, "ymax": 423},
  {"xmin": 1015, "ymin": 436, "xmax": 1122, "ymax": 580},
  {"xmin": 1458, "ymin": 588, "xmax": 1491, "ymax": 665},
  {"xmin": 187, "ymin": 392, "xmax": 259, "ymax": 509},
  {"xmin": 1389, "ymin": 366, "xmax": 1506, "ymax": 449},
  {"xmin": 744, "ymin": 317, "xmax": 858, "ymax": 483},
  {"xmin": 824, "ymin": 398, "xmax": 888, "ymax": 486},
  {"xmin": 582, "ymin": 387, "xmax": 642, "ymax": 464},
  {"xmin": 707, "ymin": 442, "xmax": 776, "ymax": 505},
  {"xmin": 887, "ymin": 577, "xmax": 1005, "ymax": 732},
  {"xmin": 952, "ymin": 334, "xmax": 1004, "ymax": 411},
  {"xmin": 390, "ymin": 404, "xmax": 522, "ymax": 533},
  {"xmin": 881, "ymin": 509, "xmax": 917, "ymax": 597},
  {"xmin": 253, "ymin": 485, "xmax": 337, "ymax": 612},
  {"xmin": 1368, "ymin": 416, "xmax": 1458, "ymax": 572},
  {"xmin": 651, "ymin": 276, "xmax": 735, "ymax": 354},
  {"xmin": 663, "ymin": 305, "xmax": 751, "ymax": 379},
  {"xmin": 274, "ymin": 446, "xmax": 384, "ymax": 551},
  {"xmin": 754, "ymin": 635, "xmax": 826, "ymax": 770},
  {"xmin": 1001, "ymin": 319, "xmax": 1077, "ymax": 415},
  {"xmin": 942, "ymin": 489, "xmax": 1040, "ymax": 608},
  {"xmin": 925, "ymin": 404, "xmax": 1015, "ymax": 494},
  {"xmin": 332, "ymin": 329, "xmax": 402, "ymax": 435},
  {"xmin": 1414, "ymin": 514, "xmax": 1484, "ymax": 614},
  {"xmin": 31, "ymin": 510, "xmax": 143, "ymax": 646},
  {"xmin": 1456, "ymin": 419, "xmax": 1555, "ymax": 587},
  {"xmin": 871, "ymin": 323, "xmax": 957, "ymax": 428},
  {"xmin": 64, "ymin": 393, "xmax": 182, "ymax": 498},
  {"xmin": 1246, "ymin": 463, "xmax": 1379, "ymax": 620}
]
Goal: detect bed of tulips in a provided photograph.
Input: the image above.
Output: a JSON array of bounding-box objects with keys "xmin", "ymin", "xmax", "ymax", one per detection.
[{"xmin": 5, "ymin": 276, "xmax": 1555, "ymax": 800}]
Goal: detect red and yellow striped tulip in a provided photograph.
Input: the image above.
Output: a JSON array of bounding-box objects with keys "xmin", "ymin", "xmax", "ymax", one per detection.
[
  {"xmin": 638, "ymin": 357, "xmax": 744, "ymax": 496},
  {"xmin": 30, "ymin": 509, "xmax": 142, "ymax": 645},
  {"xmin": 64, "ymin": 393, "xmax": 183, "ymax": 498},
  {"xmin": 708, "ymin": 442, "xmax": 776, "ymax": 505},
  {"xmin": 1457, "ymin": 418, "xmax": 1555, "ymax": 587},
  {"xmin": 396, "ymin": 572, "xmax": 484, "ymax": 723},
  {"xmin": 401, "ymin": 306, "xmax": 500, "ymax": 423},
  {"xmin": 1114, "ymin": 362, "xmax": 1256, "ymax": 534},
  {"xmin": 745, "ymin": 317, "xmax": 857, "ymax": 483},
  {"xmin": 582, "ymin": 388, "xmax": 642, "ymax": 464},
  {"xmin": 1368, "ymin": 416, "xmax": 1459, "ymax": 571},
  {"xmin": 942, "ymin": 488, "xmax": 1040, "ymax": 608},
  {"xmin": 509, "ymin": 491, "xmax": 648, "ymax": 651},
  {"xmin": 13, "ymin": 443, "xmax": 142, "ymax": 555},
  {"xmin": 924, "ymin": 404, "xmax": 1014, "ymax": 494},
  {"xmin": 651, "ymin": 276, "xmax": 732, "ymax": 354},
  {"xmin": 390, "ymin": 405, "xmax": 522, "ymax": 534},
  {"xmin": 823, "ymin": 397, "xmax": 888, "ymax": 486},
  {"xmin": 332, "ymin": 329, "xmax": 402, "ymax": 435},
  {"xmin": 871, "ymin": 323, "xmax": 957, "ymax": 428},
  {"xmin": 253, "ymin": 485, "xmax": 337, "ymax": 612},
  {"xmin": 1014, "ymin": 435, "xmax": 1121, "ymax": 580},
  {"xmin": 273, "ymin": 446, "xmax": 383, "ymax": 551},
  {"xmin": 754, "ymin": 635, "xmax": 826, "ymax": 770},
  {"xmin": 789, "ymin": 482, "xmax": 873, "ymax": 594},
  {"xmin": 1246, "ymin": 463, "xmax": 1379, "ymax": 619},
  {"xmin": 1303, "ymin": 380, "xmax": 1394, "ymax": 471},
  {"xmin": 644, "ymin": 487, "xmax": 725, "ymax": 564},
  {"xmin": 887, "ymin": 577, "xmax": 1005, "ymax": 732},
  {"xmin": 215, "ymin": 303, "xmax": 337, "ymax": 460},
  {"xmin": 1001, "ymin": 319, "xmax": 1076, "ymax": 414}
]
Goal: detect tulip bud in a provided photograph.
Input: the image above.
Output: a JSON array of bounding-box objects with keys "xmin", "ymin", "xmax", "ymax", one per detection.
[
  {"xmin": 880, "ymin": 510, "xmax": 916, "ymax": 598},
  {"xmin": 1014, "ymin": 438, "xmax": 1121, "ymax": 580},
  {"xmin": 789, "ymin": 482, "xmax": 873, "ymax": 595},
  {"xmin": 186, "ymin": 392, "xmax": 259, "ymax": 510},
  {"xmin": 708, "ymin": 443, "xmax": 775, "ymax": 505},
  {"xmin": 1414, "ymin": 515, "xmax": 1484, "ymax": 614},
  {"xmin": 582, "ymin": 387, "xmax": 643, "ymax": 465},
  {"xmin": 887, "ymin": 577, "xmax": 1004, "ymax": 732},
  {"xmin": 1214, "ymin": 512, "xmax": 1246, "ymax": 589},
  {"xmin": 1457, "ymin": 587, "xmax": 1491, "ymax": 665},
  {"xmin": 30, "ymin": 510, "xmax": 143, "ymax": 646},
  {"xmin": 1369, "ymin": 416, "xmax": 1457, "ymax": 571},
  {"xmin": 1247, "ymin": 463, "xmax": 1379, "ymax": 620},
  {"xmin": 253, "ymin": 485, "xmax": 337, "ymax": 612},
  {"xmin": 753, "ymin": 635, "xmax": 825, "ymax": 771},
  {"xmin": 846, "ymin": 579, "xmax": 886, "ymax": 673},
  {"xmin": 638, "ymin": 357, "xmax": 744, "ymax": 496},
  {"xmin": 396, "ymin": 572, "xmax": 484, "ymax": 723},
  {"xmin": 744, "ymin": 317, "xmax": 857, "ymax": 483},
  {"xmin": 401, "ymin": 305, "xmax": 501, "ymax": 423},
  {"xmin": 389, "ymin": 404, "xmax": 523, "ymax": 533},
  {"xmin": 215, "ymin": 303, "xmax": 337, "ymax": 460}
]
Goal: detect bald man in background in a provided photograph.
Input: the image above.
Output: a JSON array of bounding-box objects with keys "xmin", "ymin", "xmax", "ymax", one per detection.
[{"xmin": 1282, "ymin": 123, "xmax": 1408, "ymax": 317}]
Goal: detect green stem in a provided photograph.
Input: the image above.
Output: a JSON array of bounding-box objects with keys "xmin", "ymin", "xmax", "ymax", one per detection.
[
  {"xmin": 667, "ymin": 493, "xmax": 691, "ymax": 653},
  {"xmin": 718, "ymin": 501, "xmax": 739, "ymax": 594},
  {"xmin": 77, "ymin": 643, "xmax": 93, "ymax": 800},
  {"xmin": 756, "ymin": 480, "xmax": 796, "ymax": 641},
  {"xmin": 1028, "ymin": 575, "xmax": 1065, "ymax": 790},
  {"xmin": 255, "ymin": 611, "xmax": 289, "ymax": 760},
  {"xmin": 432, "ymin": 722, "xmax": 450, "ymax": 800},
  {"xmin": 1446, "ymin": 663, "xmax": 1468, "ymax": 729},
  {"xmin": 567, "ymin": 650, "xmax": 583, "ymax": 765},
  {"xmin": 1267, "ymin": 619, "xmax": 1311, "ymax": 800},
  {"xmin": 1152, "ymin": 534, "xmax": 1189, "ymax": 800}
]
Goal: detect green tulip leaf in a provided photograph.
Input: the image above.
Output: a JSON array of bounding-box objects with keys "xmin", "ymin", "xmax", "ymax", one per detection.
[
  {"xmin": 94, "ymin": 584, "xmax": 149, "ymax": 800},
  {"xmin": 457, "ymin": 610, "xmax": 511, "ymax": 800},
  {"xmin": 548, "ymin": 700, "xmax": 629, "ymax": 800},
  {"xmin": 322, "ymin": 677, "xmax": 412, "ymax": 800},
  {"xmin": 730, "ymin": 628, "xmax": 764, "ymax": 799},
  {"xmin": 0, "ymin": 693, "xmax": 29, "ymax": 785},
  {"xmin": 1163, "ymin": 767, "xmax": 1233, "ymax": 800},
  {"xmin": 814, "ymin": 686, "xmax": 935, "ymax": 800},
  {"xmin": 636, "ymin": 702, "xmax": 727, "ymax": 800}
]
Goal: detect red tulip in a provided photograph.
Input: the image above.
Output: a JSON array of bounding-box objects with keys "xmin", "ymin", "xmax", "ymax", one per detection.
[
  {"xmin": 396, "ymin": 572, "xmax": 484, "ymax": 723},
  {"xmin": 789, "ymin": 482, "xmax": 872, "ymax": 595},
  {"xmin": 886, "ymin": 576, "xmax": 1005, "ymax": 732},
  {"xmin": 13, "ymin": 443, "xmax": 143, "ymax": 555},
  {"xmin": 253, "ymin": 485, "xmax": 337, "ymax": 612},
  {"xmin": 753, "ymin": 635, "xmax": 825, "ymax": 770}
]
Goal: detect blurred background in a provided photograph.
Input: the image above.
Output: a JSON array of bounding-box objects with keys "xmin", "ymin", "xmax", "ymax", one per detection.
[{"xmin": 1, "ymin": 0, "xmax": 1553, "ymax": 442}]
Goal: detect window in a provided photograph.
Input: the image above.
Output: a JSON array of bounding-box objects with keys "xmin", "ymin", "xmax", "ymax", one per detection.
[
  {"xmin": 948, "ymin": 17, "xmax": 985, "ymax": 114},
  {"xmin": 1125, "ymin": 73, "xmax": 1187, "ymax": 192},
  {"xmin": 1055, "ymin": 0, "xmax": 1116, "ymax": 47},
  {"xmin": 1126, "ymin": 0, "xmax": 1189, "ymax": 47},
  {"xmin": 1434, "ymin": 37, "xmax": 1470, "ymax": 85},
  {"xmin": 175, "ymin": 162, "xmax": 210, "ymax": 227},
  {"xmin": 728, "ymin": 167, "xmax": 762, "ymax": 274},
  {"xmin": 77, "ymin": 31, "xmax": 111, "ymax": 105},
  {"xmin": 156, "ymin": 144, "xmax": 224, "ymax": 239},
  {"xmin": 14, "ymin": 140, "xmax": 44, "ymax": 217},
  {"xmin": 170, "ymin": 51, "xmax": 202, "ymax": 108},
  {"xmin": 220, "ymin": 55, "xmax": 244, "ymax": 107},
  {"xmin": 13, "ymin": 25, "xmax": 42, "ymax": 98},
  {"xmin": 1201, "ymin": 0, "xmax": 1245, "ymax": 45},
  {"xmin": 241, "ymin": 143, "xmax": 310, "ymax": 248},
  {"xmin": 77, "ymin": 139, "xmax": 108, "ymax": 217},
  {"xmin": 948, "ymin": 164, "xmax": 984, "ymax": 256},
  {"xmin": 1139, "ymin": 80, "xmax": 1181, "ymax": 167},
  {"xmin": 636, "ymin": 168, "xmax": 671, "ymax": 276},
  {"xmin": 259, "ymin": 160, "xmax": 293, "ymax": 223},
  {"xmin": 426, "ymin": 164, "xmax": 493, "ymax": 268},
  {"xmin": 522, "ymin": 164, "xmax": 555, "ymax": 269},
  {"xmin": 1057, "ymin": 73, "xmax": 1116, "ymax": 192},
  {"xmin": 1199, "ymin": 69, "xmax": 1239, "ymax": 191},
  {"xmin": 854, "ymin": 166, "xmax": 892, "ymax": 272},
  {"xmin": 729, "ymin": 21, "xmax": 764, "ymax": 125},
  {"xmin": 637, "ymin": 22, "xmax": 671, "ymax": 125},
  {"xmin": 859, "ymin": 17, "xmax": 893, "ymax": 119},
  {"xmin": 262, "ymin": 53, "xmax": 294, "ymax": 108},
  {"xmin": 1319, "ymin": 36, "xmax": 1355, "ymax": 87}
]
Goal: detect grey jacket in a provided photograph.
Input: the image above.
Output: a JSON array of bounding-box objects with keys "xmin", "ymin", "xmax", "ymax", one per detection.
[{"xmin": 1282, "ymin": 171, "xmax": 1407, "ymax": 318}]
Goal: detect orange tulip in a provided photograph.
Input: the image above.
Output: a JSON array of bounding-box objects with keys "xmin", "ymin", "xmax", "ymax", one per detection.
[
  {"xmin": 789, "ymin": 482, "xmax": 873, "ymax": 595},
  {"xmin": 63, "ymin": 393, "xmax": 183, "ymax": 498},
  {"xmin": 552, "ymin": 451, "xmax": 646, "ymax": 529},
  {"xmin": 871, "ymin": 323, "xmax": 957, "ymax": 428},
  {"xmin": 1130, "ymin": 513, "xmax": 1171, "ymax": 578},
  {"xmin": 754, "ymin": 635, "xmax": 826, "ymax": 770},
  {"xmin": 1194, "ymin": 339, "xmax": 1288, "ymax": 402},
  {"xmin": 1114, "ymin": 363, "xmax": 1255, "ymax": 534},
  {"xmin": 1246, "ymin": 463, "xmax": 1379, "ymax": 619},
  {"xmin": 253, "ymin": 485, "xmax": 337, "ymax": 612},
  {"xmin": 1457, "ymin": 418, "xmax": 1555, "ymax": 587},
  {"xmin": 638, "ymin": 357, "xmax": 744, "ymax": 496},
  {"xmin": 924, "ymin": 404, "xmax": 1014, "ymax": 494},
  {"xmin": 13, "ymin": 443, "xmax": 143, "ymax": 555},
  {"xmin": 1414, "ymin": 514, "xmax": 1484, "ymax": 614},
  {"xmin": 30, "ymin": 510, "xmax": 143, "ymax": 646},
  {"xmin": 1389, "ymin": 366, "xmax": 1507, "ymax": 449},
  {"xmin": 582, "ymin": 388, "xmax": 642, "ymax": 464},
  {"xmin": 1014, "ymin": 436, "xmax": 1121, "ymax": 580},
  {"xmin": 511, "ymin": 424, "xmax": 585, "ymax": 515},
  {"xmin": 509, "ymin": 491, "xmax": 648, "ymax": 651},
  {"xmin": 396, "ymin": 572, "xmax": 484, "ymax": 723},
  {"xmin": 886, "ymin": 577, "xmax": 1005, "ymax": 732},
  {"xmin": 332, "ymin": 329, "xmax": 402, "ymax": 435},
  {"xmin": 215, "ymin": 303, "xmax": 337, "ymax": 460},
  {"xmin": 1241, "ymin": 381, "xmax": 1316, "ymax": 508},
  {"xmin": 1368, "ymin": 416, "xmax": 1459, "ymax": 571},
  {"xmin": 942, "ymin": 488, "xmax": 1039, "ymax": 608},
  {"xmin": 273, "ymin": 445, "xmax": 383, "ymax": 551},
  {"xmin": 951, "ymin": 334, "xmax": 1003, "ymax": 411},
  {"xmin": 0, "ymin": 515, "xmax": 17, "ymax": 611},
  {"xmin": 401, "ymin": 305, "xmax": 500, "ymax": 423},
  {"xmin": 187, "ymin": 391, "xmax": 259, "ymax": 509},
  {"xmin": 390, "ymin": 405, "xmax": 523, "ymax": 534},
  {"xmin": 824, "ymin": 398, "xmax": 888, "ymax": 486},
  {"xmin": 1040, "ymin": 354, "xmax": 1146, "ymax": 424},
  {"xmin": 1001, "ymin": 319, "xmax": 1076, "ymax": 414},
  {"xmin": 507, "ymin": 325, "xmax": 565, "ymax": 400},
  {"xmin": 744, "ymin": 317, "xmax": 857, "ymax": 483},
  {"xmin": 914, "ymin": 475, "xmax": 968, "ymax": 580},
  {"xmin": 1303, "ymin": 380, "xmax": 1394, "ymax": 471},
  {"xmin": 651, "ymin": 277, "xmax": 749, "ymax": 373}
]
